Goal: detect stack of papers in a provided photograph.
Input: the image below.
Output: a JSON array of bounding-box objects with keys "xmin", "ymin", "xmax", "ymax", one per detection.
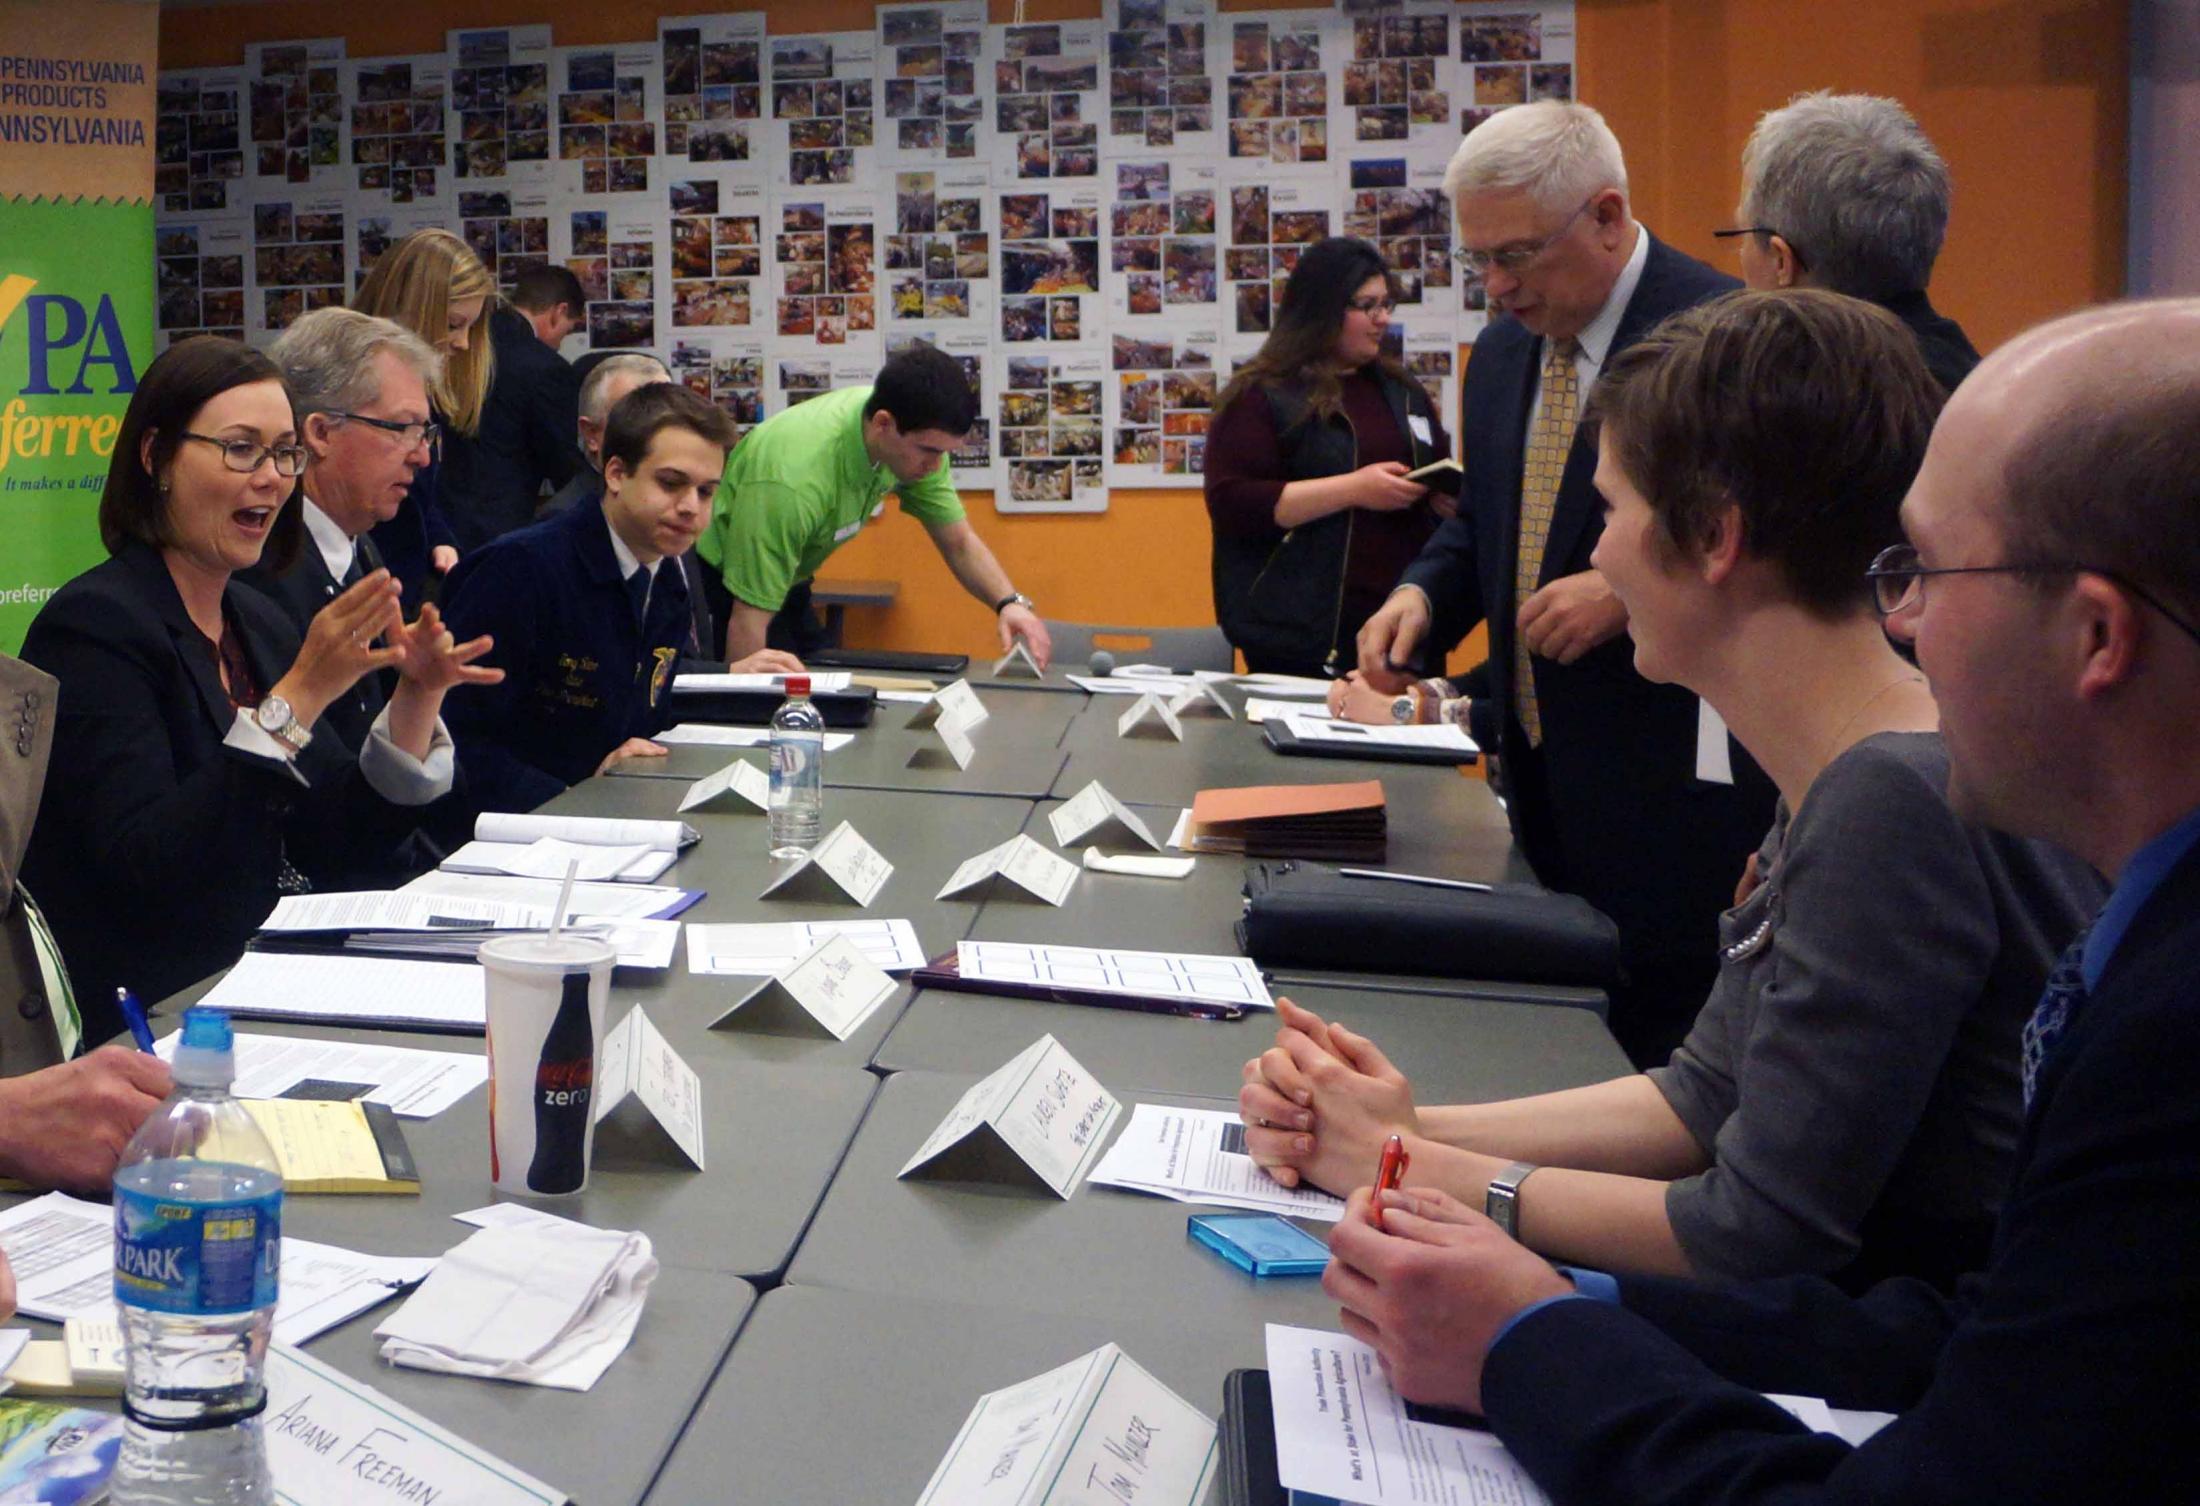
[
  {"xmin": 154, "ymin": 1031, "xmax": 485, "ymax": 1118},
  {"xmin": 671, "ymin": 670, "xmax": 852, "ymax": 693},
  {"xmin": 685, "ymin": 918, "xmax": 927, "ymax": 975},
  {"xmin": 1090, "ymin": 1105, "xmax": 1344, "ymax": 1220},
  {"xmin": 256, "ymin": 892, "xmax": 679, "ymax": 968},
  {"xmin": 201, "ymin": 951, "xmax": 487, "ymax": 1031},
  {"xmin": 1275, "ymin": 713, "xmax": 1478, "ymax": 756},
  {"xmin": 0, "ymin": 1194, "xmax": 431, "ymax": 1345},
  {"xmin": 377, "ymin": 1209, "xmax": 656, "ymax": 1392},
  {"xmin": 655, "ymin": 724, "xmax": 854, "ymax": 751},
  {"xmin": 399, "ymin": 871, "xmax": 703, "ymax": 921},
  {"xmin": 441, "ymin": 814, "xmax": 696, "ymax": 884},
  {"xmin": 1188, "ymin": 779, "xmax": 1388, "ymax": 862}
]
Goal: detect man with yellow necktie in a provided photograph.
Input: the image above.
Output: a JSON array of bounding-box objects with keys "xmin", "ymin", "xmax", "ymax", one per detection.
[{"xmin": 1355, "ymin": 103, "xmax": 1777, "ymax": 1067}]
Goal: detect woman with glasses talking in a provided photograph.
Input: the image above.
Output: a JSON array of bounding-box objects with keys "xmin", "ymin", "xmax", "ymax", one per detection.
[
  {"xmin": 1204, "ymin": 238, "xmax": 1450, "ymax": 678},
  {"xmin": 1238, "ymin": 291, "xmax": 2104, "ymax": 1293},
  {"xmin": 352, "ymin": 228, "xmax": 496, "ymax": 611},
  {"xmin": 18, "ymin": 338, "xmax": 501, "ymax": 1041}
]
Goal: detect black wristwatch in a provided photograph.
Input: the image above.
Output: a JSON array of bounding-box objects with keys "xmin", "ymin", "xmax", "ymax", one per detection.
[{"xmin": 993, "ymin": 591, "xmax": 1034, "ymax": 614}]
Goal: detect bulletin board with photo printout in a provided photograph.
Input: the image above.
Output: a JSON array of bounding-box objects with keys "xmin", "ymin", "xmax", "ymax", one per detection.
[{"xmin": 153, "ymin": 2, "xmax": 1574, "ymax": 513}]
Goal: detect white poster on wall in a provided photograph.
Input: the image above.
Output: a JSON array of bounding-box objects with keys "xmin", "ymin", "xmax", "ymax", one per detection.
[
  {"xmin": 1454, "ymin": 3, "xmax": 1578, "ymax": 339},
  {"xmin": 457, "ymin": 186, "xmax": 553, "ymax": 296},
  {"xmin": 245, "ymin": 38, "xmax": 346, "ymax": 191},
  {"xmin": 1103, "ymin": 156, "xmax": 1218, "ymax": 321},
  {"xmin": 154, "ymin": 215, "xmax": 249, "ymax": 347},
  {"xmin": 1103, "ymin": 0, "xmax": 1220, "ymax": 157},
  {"xmin": 1220, "ymin": 166, "xmax": 1337, "ymax": 341},
  {"xmin": 446, "ymin": 25, "xmax": 554, "ymax": 186},
  {"xmin": 768, "ymin": 187, "xmax": 882, "ymax": 357},
  {"xmin": 668, "ymin": 176, "xmax": 768, "ymax": 335},
  {"xmin": 998, "ymin": 180, "xmax": 1103, "ymax": 347},
  {"xmin": 248, "ymin": 194, "xmax": 347, "ymax": 341},
  {"xmin": 1341, "ymin": 149, "xmax": 1460, "ymax": 318},
  {"xmin": 883, "ymin": 163, "xmax": 995, "ymax": 337},
  {"xmin": 994, "ymin": 347, "xmax": 1108, "ymax": 512},
  {"xmin": 1106, "ymin": 321, "xmax": 1219, "ymax": 487},
  {"xmin": 344, "ymin": 54, "xmax": 449, "ymax": 205},
  {"xmin": 554, "ymin": 43, "xmax": 661, "ymax": 197},
  {"xmin": 669, "ymin": 333, "xmax": 769, "ymax": 442},
  {"xmin": 768, "ymin": 31, "xmax": 880, "ymax": 191},
  {"xmin": 1338, "ymin": 1, "xmax": 1455, "ymax": 154},
  {"xmin": 991, "ymin": 20, "xmax": 1104, "ymax": 184},
  {"xmin": 878, "ymin": 2, "xmax": 990, "ymax": 166},
  {"xmin": 156, "ymin": 68, "xmax": 249, "ymax": 216},
  {"xmin": 659, "ymin": 12, "xmax": 766, "ymax": 167},
  {"xmin": 1221, "ymin": 11, "xmax": 1334, "ymax": 170}
]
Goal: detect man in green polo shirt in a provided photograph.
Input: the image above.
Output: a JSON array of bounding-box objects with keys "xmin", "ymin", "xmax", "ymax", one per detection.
[{"xmin": 694, "ymin": 345, "xmax": 1053, "ymax": 667}]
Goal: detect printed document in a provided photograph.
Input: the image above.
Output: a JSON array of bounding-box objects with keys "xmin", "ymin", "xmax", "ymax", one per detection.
[
  {"xmin": 1091, "ymin": 1104, "xmax": 1344, "ymax": 1221},
  {"xmin": 155, "ymin": 1031, "xmax": 485, "ymax": 1118},
  {"xmin": 686, "ymin": 917, "xmax": 926, "ymax": 974}
]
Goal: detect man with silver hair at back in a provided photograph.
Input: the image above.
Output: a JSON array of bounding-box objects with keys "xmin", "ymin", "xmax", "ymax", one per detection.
[
  {"xmin": 1721, "ymin": 90, "xmax": 1981, "ymax": 392},
  {"xmin": 1350, "ymin": 101, "xmax": 1777, "ymax": 1068}
]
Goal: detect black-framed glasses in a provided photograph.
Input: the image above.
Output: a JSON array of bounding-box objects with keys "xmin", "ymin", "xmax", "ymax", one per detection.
[
  {"xmin": 1713, "ymin": 224, "xmax": 1808, "ymax": 270},
  {"xmin": 329, "ymin": 410, "xmax": 440, "ymax": 453},
  {"xmin": 1867, "ymin": 544, "xmax": 2200, "ymax": 647},
  {"xmin": 181, "ymin": 432, "xmax": 309, "ymax": 477},
  {"xmin": 1453, "ymin": 197, "xmax": 1594, "ymax": 278},
  {"xmin": 1347, "ymin": 293, "xmax": 1396, "ymax": 316}
]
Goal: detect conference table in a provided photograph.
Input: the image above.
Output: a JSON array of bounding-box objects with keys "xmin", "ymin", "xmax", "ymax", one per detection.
[{"xmin": 46, "ymin": 672, "xmax": 1630, "ymax": 1505}]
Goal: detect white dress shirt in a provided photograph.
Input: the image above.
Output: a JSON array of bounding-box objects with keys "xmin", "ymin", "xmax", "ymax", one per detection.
[
  {"xmin": 300, "ymin": 496, "xmax": 356, "ymax": 589},
  {"xmin": 1524, "ymin": 221, "xmax": 1651, "ymax": 444}
]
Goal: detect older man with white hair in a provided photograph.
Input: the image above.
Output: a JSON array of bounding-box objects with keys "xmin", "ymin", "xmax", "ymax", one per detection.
[
  {"xmin": 1353, "ymin": 101, "xmax": 1776, "ymax": 1066},
  {"xmin": 1721, "ymin": 90, "xmax": 1980, "ymax": 391}
]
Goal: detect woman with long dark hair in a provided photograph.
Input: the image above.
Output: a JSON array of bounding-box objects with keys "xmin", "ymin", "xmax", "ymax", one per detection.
[{"xmin": 1204, "ymin": 238, "xmax": 1450, "ymax": 677}]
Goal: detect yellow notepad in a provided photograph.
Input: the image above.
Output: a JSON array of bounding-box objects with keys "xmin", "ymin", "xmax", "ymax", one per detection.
[{"xmin": 242, "ymin": 1099, "xmax": 420, "ymax": 1195}]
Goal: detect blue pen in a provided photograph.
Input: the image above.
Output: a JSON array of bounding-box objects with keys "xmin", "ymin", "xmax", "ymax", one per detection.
[{"xmin": 115, "ymin": 988, "xmax": 156, "ymax": 1053}]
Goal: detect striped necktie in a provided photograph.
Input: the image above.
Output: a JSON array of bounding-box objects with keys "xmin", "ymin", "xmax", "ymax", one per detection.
[
  {"xmin": 17, "ymin": 884, "xmax": 81, "ymax": 1060},
  {"xmin": 2020, "ymin": 929, "xmax": 2091, "ymax": 1110},
  {"xmin": 1513, "ymin": 336, "xmax": 1581, "ymax": 747}
]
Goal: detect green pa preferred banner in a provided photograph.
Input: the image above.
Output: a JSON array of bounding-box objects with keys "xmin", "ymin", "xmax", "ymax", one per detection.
[{"xmin": 0, "ymin": 198, "xmax": 152, "ymax": 653}]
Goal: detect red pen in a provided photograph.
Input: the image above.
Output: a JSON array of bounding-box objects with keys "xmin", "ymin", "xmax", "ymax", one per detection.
[{"xmin": 1373, "ymin": 1134, "xmax": 1409, "ymax": 1230}]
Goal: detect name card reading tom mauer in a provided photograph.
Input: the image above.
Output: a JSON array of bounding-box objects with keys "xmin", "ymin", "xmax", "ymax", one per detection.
[
  {"xmin": 1048, "ymin": 780, "xmax": 1163, "ymax": 852},
  {"xmin": 263, "ymin": 1341, "xmax": 564, "ymax": 1505},
  {"xmin": 710, "ymin": 931, "xmax": 897, "ymax": 1040},
  {"xmin": 907, "ymin": 678, "xmax": 989, "ymax": 731},
  {"xmin": 914, "ymin": 1342, "xmax": 1218, "ymax": 1506},
  {"xmin": 1116, "ymin": 692, "xmax": 1184, "ymax": 741},
  {"xmin": 759, "ymin": 821, "xmax": 894, "ymax": 906},
  {"xmin": 899, "ymin": 1034, "xmax": 1121, "ymax": 1199},
  {"xmin": 592, "ymin": 1007, "xmax": 705, "ymax": 1170}
]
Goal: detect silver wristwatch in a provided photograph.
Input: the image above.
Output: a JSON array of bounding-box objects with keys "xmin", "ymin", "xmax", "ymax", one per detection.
[
  {"xmin": 994, "ymin": 591, "xmax": 1036, "ymax": 614},
  {"xmin": 1484, "ymin": 1160, "xmax": 1540, "ymax": 1239},
  {"xmin": 1390, "ymin": 692, "xmax": 1418, "ymax": 724},
  {"xmin": 255, "ymin": 695, "xmax": 312, "ymax": 756}
]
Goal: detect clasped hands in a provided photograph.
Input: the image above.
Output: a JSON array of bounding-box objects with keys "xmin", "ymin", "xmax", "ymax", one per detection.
[{"xmin": 1244, "ymin": 997, "xmax": 1570, "ymax": 1414}]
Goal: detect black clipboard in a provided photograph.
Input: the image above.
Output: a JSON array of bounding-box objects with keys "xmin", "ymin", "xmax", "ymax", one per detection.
[
  {"xmin": 909, "ymin": 949, "xmax": 1248, "ymax": 1021},
  {"xmin": 1263, "ymin": 720, "xmax": 1478, "ymax": 767}
]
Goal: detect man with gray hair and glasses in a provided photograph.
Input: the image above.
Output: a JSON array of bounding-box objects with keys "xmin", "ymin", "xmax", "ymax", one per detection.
[
  {"xmin": 242, "ymin": 306, "xmax": 446, "ymax": 755},
  {"xmin": 1719, "ymin": 90, "xmax": 1980, "ymax": 392},
  {"xmin": 1353, "ymin": 100, "xmax": 1776, "ymax": 1067}
]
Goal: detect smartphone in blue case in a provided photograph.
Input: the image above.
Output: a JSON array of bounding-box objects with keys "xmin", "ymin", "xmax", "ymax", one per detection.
[{"xmin": 1188, "ymin": 1213, "xmax": 1330, "ymax": 1277}]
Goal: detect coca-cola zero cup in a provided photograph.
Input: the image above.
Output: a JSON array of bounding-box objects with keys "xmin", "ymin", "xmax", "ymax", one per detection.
[{"xmin": 480, "ymin": 933, "xmax": 615, "ymax": 1198}]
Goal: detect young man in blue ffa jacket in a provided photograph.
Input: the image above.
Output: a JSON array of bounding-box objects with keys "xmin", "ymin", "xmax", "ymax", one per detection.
[
  {"xmin": 438, "ymin": 382, "xmax": 798, "ymax": 813},
  {"xmin": 1318, "ymin": 298, "xmax": 2200, "ymax": 1505}
]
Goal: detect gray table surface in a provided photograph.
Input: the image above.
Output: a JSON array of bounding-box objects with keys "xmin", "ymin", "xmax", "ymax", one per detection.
[
  {"xmin": 871, "ymin": 977, "xmax": 1630, "ymax": 1100},
  {"xmin": 621, "ymin": 685, "xmax": 1081, "ymax": 798},
  {"xmin": 645, "ymin": 1284, "xmax": 1265, "ymax": 1506},
  {"xmin": 789, "ymin": 1067, "xmax": 1594, "ymax": 1327},
  {"xmin": 136, "ymin": 1008, "xmax": 876, "ymax": 1284}
]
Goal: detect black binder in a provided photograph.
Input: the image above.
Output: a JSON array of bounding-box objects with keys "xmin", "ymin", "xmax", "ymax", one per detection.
[
  {"xmin": 1262, "ymin": 719, "xmax": 1477, "ymax": 767},
  {"xmin": 1220, "ymin": 1370, "xmax": 1347, "ymax": 1506}
]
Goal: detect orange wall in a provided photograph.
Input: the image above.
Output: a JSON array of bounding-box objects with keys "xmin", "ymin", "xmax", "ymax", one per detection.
[{"xmin": 162, "ymin": 1, "xmax": 2128, "ymax": 663}]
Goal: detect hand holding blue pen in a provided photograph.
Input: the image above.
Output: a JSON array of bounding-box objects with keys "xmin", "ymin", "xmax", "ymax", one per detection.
[{"xmin": 115, "ymin": 987, "xmax": 156, "ymax": 1053}]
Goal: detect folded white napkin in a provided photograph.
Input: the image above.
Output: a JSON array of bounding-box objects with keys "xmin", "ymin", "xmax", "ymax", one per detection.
[{"xmin": 375, "ymin": 1223, "xmax": 656, "ymax": 1391}]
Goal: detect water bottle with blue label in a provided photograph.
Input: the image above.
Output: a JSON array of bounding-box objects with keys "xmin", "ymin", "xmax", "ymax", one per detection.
[
  {"xmin": 110, "ymin": 1007, "xmax": 280, "ymax": 1506},
  {"xmin": 769, "ymin": 673, "xmax": 825, "ymax": 858}
]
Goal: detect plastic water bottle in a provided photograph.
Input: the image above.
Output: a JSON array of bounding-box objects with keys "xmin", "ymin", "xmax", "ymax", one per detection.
[
  {"xmin": 769, "ymin": 673, "xmax": 825, "ymax": 858},
  {"xmin": 111, "ymin": 1007, "xmax": 280, "ymax": 1506}
]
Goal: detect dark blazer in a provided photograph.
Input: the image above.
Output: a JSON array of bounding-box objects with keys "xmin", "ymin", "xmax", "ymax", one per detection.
[
  {"xmin": 1880, "ymin": 288, "xmax": 1982, "ymax": 396},
  {"xmin": 367, "ymin": 433, "xmax": 458, "ymax": 616},
  {"xmin": 438, "ymin": 495, "xmax": 693, "ymax": 814},
  {"xmin": 1482, "ymin": 840, "xmax": 2200, "ymax": 1504},
  {"xmin": 438, "ymin": 307, "xmax": 582, "ymax": 551},
  {"xmin": 236, "ymin": 517, "xmax": 388, "ymax": 753},
  {"xmin": 18, "ymin": 544, "xmax": 435, "ymax": 1039},
  {"xmin": 1397, "ymin": 232, "xmax": 1777, "ymax": 973}
]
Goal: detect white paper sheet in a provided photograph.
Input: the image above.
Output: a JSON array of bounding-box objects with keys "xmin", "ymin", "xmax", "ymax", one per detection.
[
  {"xmin": 658, "ymin": 724, "xmax": 855, "ymax": 750},
  {"xmin": 685, "ymin": 918, "xmax": 928, "ymax": 974},
  {"xmin": 154, "ymin": 1032, "xmax": 486, "ymax": 1118},
  {"xmin": 957, "ymin": 940, "xmax": 1273, "ymax": 1009},
  {"xmin": 399, "ymin": 872, "xmax": 697, "ymax": 920},
  {"xmin": 671, "ymin": 670, "xmax": 853, "ymax": 692},
  {"xmin": 1277, "ymin": 713, "xmax": 1478, "ymax": 754},
  {"xmin": 475, "ymin": 812, "xmax": 693, "ymax": 850},
  {"xmin": 1091, "ymin": 1104, "xmax": 1343, "ymax": 1220},
  {"xmin": 261, "ymin": 891, "xmax": 541, "ymax": 932},
  {"xmin": 199, "ymin": 952, "xmax": 487, "ymax": 1030}
]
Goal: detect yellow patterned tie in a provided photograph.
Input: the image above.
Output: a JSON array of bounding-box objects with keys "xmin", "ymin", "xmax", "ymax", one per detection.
[{"xmin": 1513, "ymin": 336, "xmax": 1581, "ymax": 747}]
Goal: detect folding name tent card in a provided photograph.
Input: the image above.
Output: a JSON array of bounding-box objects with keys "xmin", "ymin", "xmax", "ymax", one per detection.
[
  {"xmin": 676, "ymin": 757, "xmax": 770, "ymax": 814},
  {"xmin": 908, "ymin": 703, "xmax": 980, "ymax": 770},
  {"xmin": 708, "ymin": 932, "xmax": 898, "ymax": 1041},
  {"xmin": 591, "ymin": 1007, "xmax": 705, "ymax": 1170},
  {"xmin": 906, "ymin": 677, "xmax": 989, "ymax": 731},
  {"xmin": 1166, "ymin": 677, "xmax": 1236, "ymax": 719},
  {"xmin": 899, "ymin": 1034, "xmax": 1122, "ymax": 1198},
  {"xmin": 757, "ymin": 821, "xmax": 894, "ymax": 906},
  {"xmin": 1116, "ymin": 690, "xmax": 1185, "ymax": 741},
  {"xmin": 935, "ymin": 833, "xmax": 1080, "ymax": 906},
  {"xmin": 991, "ymin": 641, "xmax": 1046, "ymax": 679},
  {"xmin": 1048, "ymin": 779, "xmax": 1164, "ymax": 851},
  {"xmin": 916, "ymin": 1342, "xmax": 1218, "ymax": 1506}
]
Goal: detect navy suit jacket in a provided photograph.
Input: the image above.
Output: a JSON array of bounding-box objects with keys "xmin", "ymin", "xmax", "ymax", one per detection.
[
  {"xmin": 1481, "ymin": 841, "xmax": 2200, "ymax": 1504},
  {"xmin": 437, "ymin": 496, "xmax": 692, "ymax": 813},
  {"xmin": 438, "ymin": 307, "xmax": 582, "ymax": 551},
  {"xmin": 18, "ymin": 544, "xmax": 431, "ymax": 1036},
  {"xmin": 1398, "ymin": 233, "xmax": 1776, "ymax": 969}
]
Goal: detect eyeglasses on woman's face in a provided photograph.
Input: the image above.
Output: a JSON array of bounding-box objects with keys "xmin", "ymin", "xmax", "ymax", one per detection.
[{"xmin": 180, "ymin": 432, "xmax": 309, "ymax": 478}]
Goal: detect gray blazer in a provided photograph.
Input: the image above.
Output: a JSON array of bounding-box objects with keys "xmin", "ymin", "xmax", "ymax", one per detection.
[{"xmin": 1, "ymin": 655, "xmax": 66, "ymax": 1075}]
